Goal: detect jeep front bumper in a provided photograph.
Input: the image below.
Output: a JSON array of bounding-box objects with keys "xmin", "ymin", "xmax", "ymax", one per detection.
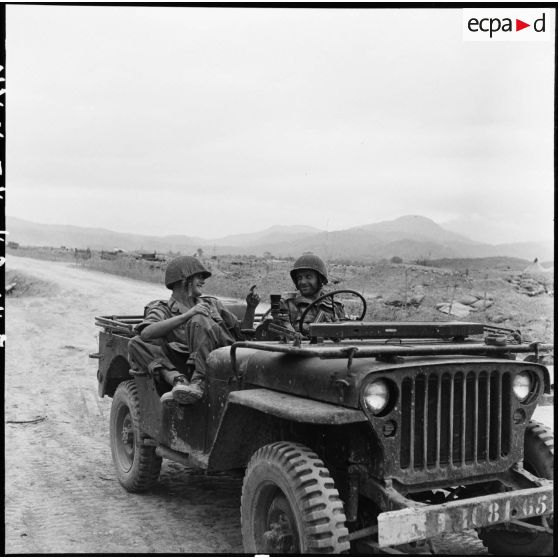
[{"xmin": 377, "ymin": 484, "xmax": 553, "ymax": 547}]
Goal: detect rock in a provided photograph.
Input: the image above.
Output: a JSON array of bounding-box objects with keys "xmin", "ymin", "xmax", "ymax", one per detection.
[
  {"xmin": 385, "ymin": 295, "xmax": 423, "ymax": 308},
  {"xmin": 409, "ymin": 293, "xmax": 424, "ymax": 306},
  {"xmin": 384, "ymin": 285, "xmax": 425, "ymax": 308},
  {"xmin": 457, "ymin": 294, "xmax": 479, "ymax": 306},
  {"xmin": 436, "ymin": 302, "xmax": 471, "ymax": 318},
  {"xmin": 490, "ymin": 314, "xmax": 512, "ymax": 324}
]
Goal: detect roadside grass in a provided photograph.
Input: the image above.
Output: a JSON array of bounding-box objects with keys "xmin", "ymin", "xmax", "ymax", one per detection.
[{"xmin": 7, "ymin": 247, "xmax": 553, "ymax": 343}]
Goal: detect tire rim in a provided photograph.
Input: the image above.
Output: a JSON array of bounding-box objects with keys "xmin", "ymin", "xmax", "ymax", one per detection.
[
  {"xmin": 114, "ymin": 405, "xmax": 134, "ymax": 473},
  {"xmin": 255, "ymin": 485, "xmax": 300, "ymax": 554}
]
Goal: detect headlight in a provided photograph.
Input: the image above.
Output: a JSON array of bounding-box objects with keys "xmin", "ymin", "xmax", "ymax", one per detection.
[
  {"xmin": 363, "ymin": 380, "xmax": 390, "ymax": 414},
  {"xmin": 513, "ymin": 372, "xmax": 532, "ymax": 402}
]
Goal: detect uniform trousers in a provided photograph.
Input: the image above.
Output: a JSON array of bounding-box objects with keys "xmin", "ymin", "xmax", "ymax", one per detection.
[{"xmin": 128, "ymin": 314, "xmax": 237, "ymax": 385}]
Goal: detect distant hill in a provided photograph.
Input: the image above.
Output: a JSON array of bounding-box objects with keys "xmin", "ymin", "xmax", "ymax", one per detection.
[
  {"xmin": 243, "ymin": 215, "xmax": 552, "ymax": 261},
  {"xmin": 213, "ymin": 224, "xmax": 323, "ymax": 247},
  {"xmin": 357, "ymin": 215, "xmax": 479, "ymax": 245},
  {"xmin": 6, "ymin": 217, "xmax": 206, "ymax": 253},
  {"xmin": 6, "ymin": 215, "xmax": 553, "ymax": 262}
]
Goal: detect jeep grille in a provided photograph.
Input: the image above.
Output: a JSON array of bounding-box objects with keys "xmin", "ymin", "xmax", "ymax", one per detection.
[{"xmin": 399, "ymin": 369, "xmax": 512, "ymax": 469}]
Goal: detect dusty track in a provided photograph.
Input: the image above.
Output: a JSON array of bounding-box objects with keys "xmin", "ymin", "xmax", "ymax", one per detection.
[{"xmin": 5, "ymin": 256, "xmax": 552, "ymax": 554}]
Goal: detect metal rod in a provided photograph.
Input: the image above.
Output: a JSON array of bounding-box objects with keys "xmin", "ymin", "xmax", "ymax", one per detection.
[
  {"xmin": 474, "ymin": 373, "xmax": 478, "ymax": 464},
  {"xmin": 436, "ymin": 375, "xmax": 441, "ymax": 467},
  {"xmin": 95, "ymin": 317, "xmax": 135, "ymax": 329},
  {"xmin": 348, "ymin": 525, "xmax": 378, "ymax": 541},
  {"xmin": 461, "ymin": 373, "xmax": 467, "ymax": 465},
  {"xmin": 101, "ymin": 314, "xmax": 143, "ymax": 320},
  {"xmin": 486, "ymin": 375, "xmax": 491, "ymax": 460},
  {"xmin": 496, "ymin": 372, "xmax": 502, "ymax": 458},
  {"xmin": 410, "ymin": 377, "xmax": 415, "ymax": 470},
  {"xmin": 449, "ymin": 378, "xmax": 454, "ymax": 465},
  {"xmin": 423, "ymin": 374, "xmax": 428, "ymax": 468},
  {"xmin": 229, "ymin": 341, "xmax": 552, "ymax": 360},
  {"xmin": 155, "ymin": 445, "xmax": 190, "ymax": 466}
]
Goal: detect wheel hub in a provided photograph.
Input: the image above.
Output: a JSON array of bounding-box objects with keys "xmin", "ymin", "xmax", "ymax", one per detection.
[
  {"xmin": 116, "ymin": 411, "xmax": 135, "ymax": 467},
  {"xmin": 121, "ymin": 424, "xmax": 133, "ymax": 445},
  {"xmin": 263, "ymin": 495, "xmax": 296, "ymax": 553}
]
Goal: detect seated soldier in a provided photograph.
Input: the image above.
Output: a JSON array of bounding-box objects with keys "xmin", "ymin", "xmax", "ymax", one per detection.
[
  {"xmin": 128, "ymin": 256, "xmax": 260, "ymax": 405},
  {"xmin": 276, "ymin": 254, "xmax": 346, "ymax": 336}
]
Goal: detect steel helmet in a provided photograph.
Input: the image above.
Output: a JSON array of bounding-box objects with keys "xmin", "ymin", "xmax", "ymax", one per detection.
[
  {"xmin": 164, "ymin": 256, "xmax": 211, "ymax": 289},
  {"xmin": 290, "ymin": 253, "xmax": 328, "ymax": 286}
]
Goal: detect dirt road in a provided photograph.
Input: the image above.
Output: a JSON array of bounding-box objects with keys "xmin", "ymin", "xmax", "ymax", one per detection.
[{"xmin": 5, "ymin": 256, "xmax": 552, "ymax": 554}]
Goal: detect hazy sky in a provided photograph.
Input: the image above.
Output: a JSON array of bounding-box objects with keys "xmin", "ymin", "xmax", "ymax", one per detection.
[{"xmin": 6, "ymin": 6, "xmax": 555, "ymax": 243}]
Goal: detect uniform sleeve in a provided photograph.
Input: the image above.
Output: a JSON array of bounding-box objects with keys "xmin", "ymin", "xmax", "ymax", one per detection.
[
  {"xmin": 278, "ymin": 298, "xmax": 297, "ymax": 330},
  {"xmin": 214, "ymin": 299, "xmax": 242, "ymax": 336},
  {"xmin": 134, "ymin": 301, "xmax": 170, "ymax": 334}
]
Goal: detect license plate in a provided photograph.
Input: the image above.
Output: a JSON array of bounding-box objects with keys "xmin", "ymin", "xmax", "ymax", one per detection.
[
  {"xmin": 449, "ymin": 490, "xmax": 551, "ymax": 530},
  {"xmin": 378, "ymin": 484, "xmax": 553, "ymax": 547}
]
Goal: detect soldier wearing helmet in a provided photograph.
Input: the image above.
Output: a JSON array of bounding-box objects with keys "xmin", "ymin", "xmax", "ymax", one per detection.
[
  {"xmin": 128, "ymin": 256, "xmax": 260, "ymax": 405},
  {"xmin": 277, "ymin": 254, "xmax": 346, "ymax": 335}
]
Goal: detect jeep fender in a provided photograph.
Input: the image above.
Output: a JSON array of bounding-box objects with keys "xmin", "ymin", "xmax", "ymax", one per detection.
[
  {"xmin": 207, "ymin": 388, "xmax": 367, "ymax": 471},
  {"xmin": 96, "ymin": 331, "xmax": 133, "ymax": 397},
  {"xmin": 99, "ymin": 355, "xmax": 133, "ymax": 397}
]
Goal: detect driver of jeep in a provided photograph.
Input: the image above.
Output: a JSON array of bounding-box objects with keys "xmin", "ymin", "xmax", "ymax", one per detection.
[
  {"xmin": 128, "ymin": 256, "xmax": 260, "ymax": 405},
  {"xmin": 277, "ymin": 254, "xmax": 347, "ymax": 336}
]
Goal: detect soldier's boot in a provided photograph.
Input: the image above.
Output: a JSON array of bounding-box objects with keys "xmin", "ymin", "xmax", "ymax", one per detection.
[
  {"xmin": 160, "ymin": 373, "xmax": 190, "ymax": 404},
  {"xmin": 171, "ymin": 371, "xmax": 205, "ymax": 405}
]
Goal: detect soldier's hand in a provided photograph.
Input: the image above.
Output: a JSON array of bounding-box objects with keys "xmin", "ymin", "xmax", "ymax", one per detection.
[
  {"xmin": 190, "ymin": 301, "xmax": 211, "ymax": 318},
  {"xmin": 246, "ymin": 285, "xmax": 260, "ymax": 308}
]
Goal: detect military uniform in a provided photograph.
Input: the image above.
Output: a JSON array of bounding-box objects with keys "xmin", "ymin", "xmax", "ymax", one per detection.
[
  {"xmin": 278, "ymin": 290, "xmax": 347, "ymax": 335},
  {"xmin": 272, "ymin": 253, "xmax": 347, "ymax": 336},
  {"xmin": 128, "ymin": 295, "xmax": 243, "ymax": 384}
]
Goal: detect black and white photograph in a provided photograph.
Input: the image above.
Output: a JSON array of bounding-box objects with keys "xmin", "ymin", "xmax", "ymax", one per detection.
[{"xmin": 3, "ymin": 3, "xmax": 555, "ymax": 555}]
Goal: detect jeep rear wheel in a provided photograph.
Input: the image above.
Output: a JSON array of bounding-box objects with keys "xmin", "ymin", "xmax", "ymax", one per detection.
[
  {"xmin": 479, "ymin": 421, "xmax": 554, "ymax": 556},
  {"xmin": 110, "ymin": 380, "xmax": 161, "ymax": 492},
  {"xmin": 241, "ymin": 442, "xmax": 350, "ymax": 554}
]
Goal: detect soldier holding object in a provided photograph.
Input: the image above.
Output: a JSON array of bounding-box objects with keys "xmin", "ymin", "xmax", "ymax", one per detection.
[{"xmin": 128, "ymin": 256, "xmax": 260, "ymax": 405}]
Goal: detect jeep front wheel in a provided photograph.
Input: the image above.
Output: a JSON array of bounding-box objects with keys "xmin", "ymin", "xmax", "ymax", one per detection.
[
  {"xmin": 109, "ymin": 380, "xmax": 162, "ymax": 492},
  {"xmin": 479, "ymin": 421, "xmax": 554, "ymax": 556},
  {"xmin": 241, "ymin": 442, "xmax": 350, "ymax": 554}
]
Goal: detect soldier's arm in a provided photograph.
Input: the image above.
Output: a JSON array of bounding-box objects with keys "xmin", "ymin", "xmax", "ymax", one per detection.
[
  {"xmin": 278, "ymin": 298, "xmax": 296, "ymax": 331},
  {"xmin": 140, "ymin": 302, "xmax": 210, "ymax": 341},
  {"xmin": 240, "ymin": 285, "xmax": 260, "ymax": 330}
]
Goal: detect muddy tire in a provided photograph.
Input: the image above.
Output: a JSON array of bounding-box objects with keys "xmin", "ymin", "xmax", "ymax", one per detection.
[
  {"xmin": 109, "ymin": 380, "xmax": 161, "ymax": 492},
  {"xmin": 479, "ymin": 421, "xmax": 554, "ymax": 556},
  {"xmin": 241, "ymin": 441, "xmax": 350, "ymax": 554}
]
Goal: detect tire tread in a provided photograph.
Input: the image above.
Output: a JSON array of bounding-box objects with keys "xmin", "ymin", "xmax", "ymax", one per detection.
[
  {"xmin": 110, "ymin": 380, "xmax": 162, "ymax": 492},
  {"xmin": 241, "ymin": 441, "xmax": 350, "ymax": 554}
]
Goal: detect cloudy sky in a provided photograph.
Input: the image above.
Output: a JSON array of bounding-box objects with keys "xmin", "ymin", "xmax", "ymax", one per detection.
[{"xmin": 6, "ymin": 6, "xmax": 555, "ymax": 243}]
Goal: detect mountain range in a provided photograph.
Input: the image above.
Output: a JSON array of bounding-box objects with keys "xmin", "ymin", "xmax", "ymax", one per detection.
[{"xmin": 6, "ymin": 215, "xmax": 553, "ymax": 262}]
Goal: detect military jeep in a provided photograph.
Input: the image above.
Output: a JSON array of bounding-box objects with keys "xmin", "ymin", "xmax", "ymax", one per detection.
[{"xmin": 91, "ymin": 290, "xmax": 554, "ymax": 555}]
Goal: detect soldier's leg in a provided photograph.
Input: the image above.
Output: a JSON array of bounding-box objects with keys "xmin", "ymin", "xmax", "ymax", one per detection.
[
  {"xmin": 128, "ymin": 336, "xmax": 185, "ymax": 386},
  {"xmin": 171, "ymin": 315, "xmax": 235, "ymax": 404}
]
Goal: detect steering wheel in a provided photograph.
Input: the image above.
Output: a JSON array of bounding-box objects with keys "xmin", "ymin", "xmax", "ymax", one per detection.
[{"xmin": 298, "ymin": 289, "xmax": 367, "ymax": 334}]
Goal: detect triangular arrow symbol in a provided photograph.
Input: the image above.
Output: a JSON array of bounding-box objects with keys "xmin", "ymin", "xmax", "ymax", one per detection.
[{"xmin": 516, "ymin": 19, "xmax": 530, "ymax": 31}]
